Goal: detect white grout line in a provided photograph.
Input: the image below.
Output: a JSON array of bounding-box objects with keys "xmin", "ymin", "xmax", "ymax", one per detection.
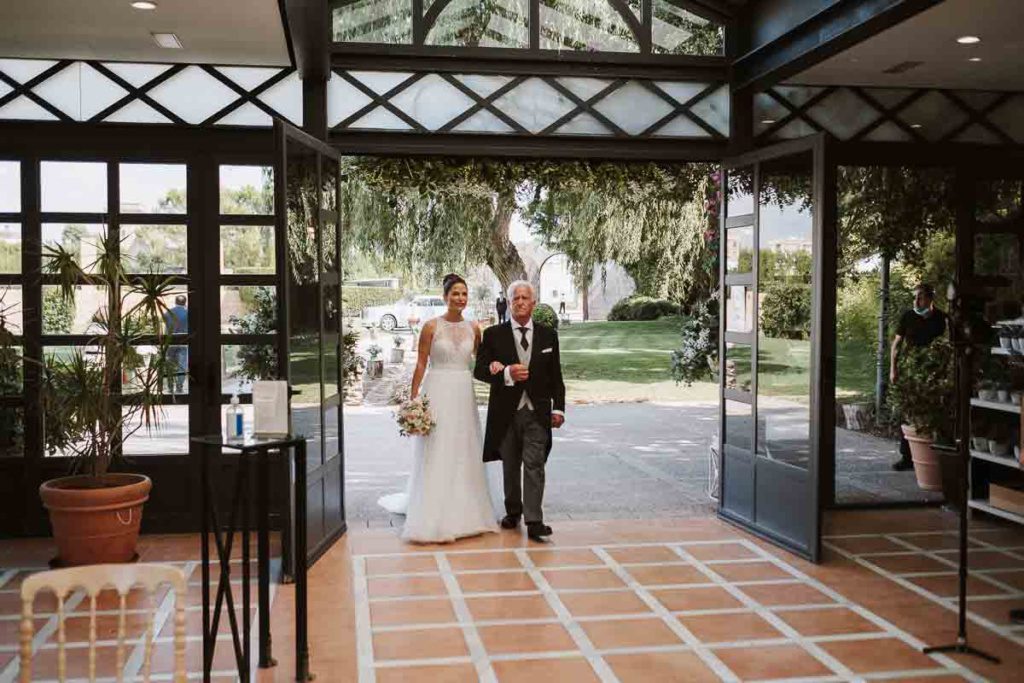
[
  {"xmin": 353, "ymin": 539, "xmax": 755, "ymax": 559},
  {"xmin": 827, "ymin": 536, "xmax": 1024, "ymax": 649},
  {"xmin": 352, "ymin": 555, "xmax": 377, "ymax": 683},
  {"xmin": 782, "ymin": 541, "xmax": 989, "ymax": 683},
  {"xmin": 0, "ymin": 587, "xmax": 88, "ymax": 683},
  {"xmin": 514, "ymin": 548, "xmax": 618, "ymax": 682},
  {"xmin": 0, "ymin": 570, "xmax": 16, "ymax": 591},
  {"xmin": 670, "ymin": 544, "xmax": 859, "ymax": 682},
  {"xmin": 124, "ymin": 560, "xmax": 197, "ymax": 680},
  {"xmin": 591, "ymin": 546, "xmax": 740, "ymax": 683},
  {"xmin": 884, "ymin": 535, "xmax": 1023, "ymax": 595},
  {"xmin": 435, "ymin": 552, "xmax": 498, "ymax": 683}
]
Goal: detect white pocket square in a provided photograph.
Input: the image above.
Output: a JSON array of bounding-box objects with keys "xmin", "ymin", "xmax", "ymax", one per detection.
[{"xmin": 541, "ymin": 347, "xmax": 553, "ymax": 354}]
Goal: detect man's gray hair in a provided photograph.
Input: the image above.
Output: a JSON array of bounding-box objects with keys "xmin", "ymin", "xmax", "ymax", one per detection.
[{"xmin": 506, "ymin": 280, "xmax": 535, "ymax": 301}]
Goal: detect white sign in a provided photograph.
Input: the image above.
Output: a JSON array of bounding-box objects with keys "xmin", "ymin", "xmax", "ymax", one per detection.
[{"xmin": 253, "ymin": 380, "xmax": 289, "ymax": 437}]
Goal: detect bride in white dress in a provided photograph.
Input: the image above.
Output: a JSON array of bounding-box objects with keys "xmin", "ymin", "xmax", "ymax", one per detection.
[{"xmin": 378, "ymin": 274, "xmax": 499, "ymax": 543}]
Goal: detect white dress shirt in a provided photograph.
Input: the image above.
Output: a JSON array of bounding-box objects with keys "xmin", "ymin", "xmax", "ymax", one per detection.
[{"xmin": 503, "ymin": 317, "xmax": 563, "ymax": 416}]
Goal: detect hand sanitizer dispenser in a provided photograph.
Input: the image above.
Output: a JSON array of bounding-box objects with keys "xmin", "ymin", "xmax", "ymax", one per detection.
[{"xmin": 225, "ymin": 393, "xmax": 244, "ymax": 442}]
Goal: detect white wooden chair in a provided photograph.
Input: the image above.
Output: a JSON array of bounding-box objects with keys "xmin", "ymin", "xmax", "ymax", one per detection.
[{"xmin": 19, "ymin": 563, "xmax": 187, "ymax": 683}]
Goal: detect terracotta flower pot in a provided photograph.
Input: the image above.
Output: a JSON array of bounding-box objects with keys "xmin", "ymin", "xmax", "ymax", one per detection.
[
  {"xmin": 40, "ymin": 473, "xmax": 152, "ymax": 566},
  {"xmin": 901, "ymin": 425, "xmax": 943, "ymax": 491}
]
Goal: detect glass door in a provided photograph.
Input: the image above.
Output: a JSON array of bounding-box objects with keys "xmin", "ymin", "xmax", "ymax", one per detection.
[
  {"xmin": 275, "ymin": 121, "xmax": 345, "ymax": 565},
  {"xmin": 720, "ymin": 136, "xmax": 833, "ymax": 561}
]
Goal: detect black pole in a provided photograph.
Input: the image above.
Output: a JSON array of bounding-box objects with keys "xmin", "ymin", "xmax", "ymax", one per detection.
[{"xmin": 922, "ymin": 283, "xmax": 999, "ymax": 664}]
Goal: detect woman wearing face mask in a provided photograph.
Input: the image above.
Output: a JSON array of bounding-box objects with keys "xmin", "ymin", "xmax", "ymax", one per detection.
[{"xmin": 889, "ymin": 282, "xmax": 948, "ymax": 471}]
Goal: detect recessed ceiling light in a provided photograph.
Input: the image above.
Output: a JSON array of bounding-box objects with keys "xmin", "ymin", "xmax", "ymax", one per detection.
[
  {"xmin": 957, "ymin": 35, "xmax": 981, "ymax": 44},
  {"xmin": 761, "ymin": 119, "xmax": 776, "ymax": 125},
  {"xmin": 131, "ymin": 1, "xmax": 157, "ymax": 9},
  {"xmin": 151, "ymin": 32, "xmax": 182, "ymax": 49},
  {"xmin": 969, "ymin": 56, "xmax": 983, "ymax": 62},
  {"xmin": 910, "ymin": 123, "xmax": 923, "ymax": 129}
]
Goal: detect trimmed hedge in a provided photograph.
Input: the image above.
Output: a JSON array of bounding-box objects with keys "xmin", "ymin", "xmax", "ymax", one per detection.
[
  {"xmin": 532, "ymin": 303, "xmax": 559, "ymax": 329},
  {"xmin": 342, "ymin": 286, "xmax": 403, "ymax": 315},
  {"xmin": 608, "ymin": 295, "xmax": 680, "ymax": 321}
]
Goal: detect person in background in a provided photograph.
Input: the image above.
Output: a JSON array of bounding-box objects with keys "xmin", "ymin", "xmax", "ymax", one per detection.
[
  {"xmin": 558, "ymin": 296, "xmax": 566, "ymax": 316},
  {"xmin": 163, "ymin": 294, "xmax": 188, "ymax": 395},
  {"xmin": 495, "ymin": 293, "xmax": 508, "ymax": 324},
  {"xmin": 890, "ymin": 283, "xmax": 948, "ymax": 471}
]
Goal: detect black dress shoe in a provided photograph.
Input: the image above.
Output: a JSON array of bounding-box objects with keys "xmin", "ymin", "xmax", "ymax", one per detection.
[
  {"xmin": 527, "ymin": 523, "xmax": 552, "ymax": 541},
  {"xmin": 500, "ymin": 515, "xmax": 520, "ymax": 529}
]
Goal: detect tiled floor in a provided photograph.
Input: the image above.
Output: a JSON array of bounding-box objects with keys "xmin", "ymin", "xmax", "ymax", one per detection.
[{"xmin": 3, "ymin": 511, "xmax": 1024, "ymax": 681}]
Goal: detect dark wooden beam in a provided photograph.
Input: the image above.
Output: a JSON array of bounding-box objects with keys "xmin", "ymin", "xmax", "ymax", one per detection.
[
  {"xmin": 285, "ymin": 0, "xmax": 330, "ymax": 81},
  {"xmin": 733, "ymin": 0, "xmax": 943, "ymax": 92}
]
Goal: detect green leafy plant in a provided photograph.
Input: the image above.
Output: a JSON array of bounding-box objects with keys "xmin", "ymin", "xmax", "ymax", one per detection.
[
  {"xmin": 342, "ymin": 330, "xmax": 364, "ymax": 400},
  {"xmin": 41, "ymin": 231, "xmax": 181, "ymax": 476},
  {"xmin": 367, "ymin": 344, "xmax": 383, "ymax": 360},
  {"xmin": 888, "ymin": 337, "xmax": 955, "ymax": 443},
  {"xmin": 532, "ymin": 303, "xmax": 559, "ymax": 329},
  {"xmin": 671, "ymin": 298, "xmax": 718, "ymax": 386},
  {"xmin": 760, "ymin": 283, "xmax": 811, "ymax": 340},
  {"xmin": 227, "ymin": 286, "xmax": 279, "ymax": 385},
  {"xmin": 608, "ymin": 295, "xmax": 679, "ymax": 321}
]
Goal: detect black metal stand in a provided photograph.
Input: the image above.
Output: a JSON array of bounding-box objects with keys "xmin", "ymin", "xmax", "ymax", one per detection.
[
  {"xmin": 196, "ymin": 434, "xmax": 312, "ymax": 682},
  {"xmin": 922, "ymin": 288, "xmax": 1000, "ymax": 664}
]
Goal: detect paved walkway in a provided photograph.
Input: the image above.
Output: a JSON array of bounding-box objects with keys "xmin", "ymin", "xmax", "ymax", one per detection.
[{"xmin": 345, "ymin": 403, "xmax": 937, "ymax": 528}]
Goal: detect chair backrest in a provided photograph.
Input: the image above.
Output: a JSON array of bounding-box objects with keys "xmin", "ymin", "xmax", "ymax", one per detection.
[{"xmin": 19, "ymin": 563, "xmax": 187, "ymax": 683}]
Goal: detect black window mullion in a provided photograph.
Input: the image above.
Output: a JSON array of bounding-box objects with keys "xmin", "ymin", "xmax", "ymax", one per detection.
[{"xmin": 22, "ymin": 157, "xmax": 42, "ymax": 515}]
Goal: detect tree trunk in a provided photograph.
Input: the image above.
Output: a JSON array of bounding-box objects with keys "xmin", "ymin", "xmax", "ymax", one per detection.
[
  {"xmin": 486, "ymin": 191, "xmax": 528, "ymax": 291},
  {"xmin": 875, "ymin": 255, "xmax": 891, "ymax": 420}
]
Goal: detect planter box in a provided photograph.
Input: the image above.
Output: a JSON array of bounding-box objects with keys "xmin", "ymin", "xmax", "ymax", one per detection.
[
  {"xmin": 366, "ymin": 359, "xmax": 384, "ymax": 379},
  {"xmin": 389, "ymin": 348, "xmax": 405, "ymax": 364},
  {"xmin": 990, "ymin": 482, "xmax": 1024, "ymax": 516}
]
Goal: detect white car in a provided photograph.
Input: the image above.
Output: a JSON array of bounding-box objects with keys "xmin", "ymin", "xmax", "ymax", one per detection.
[{"xmin": 362, "ymin": 295, "xmax": 477, "ymax": 331}]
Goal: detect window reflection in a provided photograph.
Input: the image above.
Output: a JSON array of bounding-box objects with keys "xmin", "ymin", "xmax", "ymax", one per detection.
[
  {"xmin": 727, "ymin": 167, "xmax": 754, "ymax": 217},
  {"xmin": 725, "ymin": 342, "xmax": 752, "ymax": 393},
  {"xmin": 724, "ymin": 400, "xmax": 753, "ymax": 452},
  {"xmin": 726, "ymin": 227, "xmax": 753, "ymax": 275},
  {"xmin": 726, "ymin": 286, "xmax": 753, "ymax": 333},
  {"xmin": 221, "ymin": 286, "xmax": 277, "ymax": 334}
]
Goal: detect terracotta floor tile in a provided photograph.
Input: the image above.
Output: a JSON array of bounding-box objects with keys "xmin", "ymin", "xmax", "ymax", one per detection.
[
  {"xmin": 775, "ymin": 606, "xmax": 883, "ymax": 637},
  {"xmin": 61, "ymin": 612, "xmax": 154, "ymax": 642},
  {"xmin": 581, "ymin": 617, "xmax": 683, "ymax": 649},
  {"xmin": 650, "ymin": 586, "xmax": 744, "ymax": 612},
  {"xmin": 687, "ymin": 542, "xmax": 759, "ymax": 561},
  {"xmin": 367, "ymin": 575, "xmax": 447, "ymax": 599},
  {"xmin": 372, "ymin": 626, "xmax": 469, "ymax": 661},
  {"xmin": 370, "ymin": 597, "xmax": 456, "ymax": 626},
  {"xmin": 465, "ymin": 594, "xmax": 555, "ymax": 621},
  {"xmin": 477, "ymin": 622, "xmax": 576, "ymax": 655},
  {"xmin": 820, "ymin": 637, "xmax": 943, "ymax": 674},
  {"xmin": 936, "ymin": 549, "xmax": 1024, "ymax": 570},
  {"xmin": 968, "ymin": 596, "xmax": 1024, "ymax": 625},
  {"xmin": 560, "ymin": 590, "xmax": 651, "ymax": 617},
  {"xmin": 895, "ymin": 533, "xmax": 974, "ymax": 551},
  {"xmin": 448, "ymin": 551, "xmax": 523, "ymax": 571},
  {"xmin": 827, "ymin": 536, "xmax": 910, "ymax": 554},
  {"xmin": 457, "ymin": 570, "xmax": 537, "ymax": 594},
  {"xmin": 151, "ymin": 639, "xmax": 236, "ymax": 674},
  {"xmin": 376, "ymin": 663, "xmax": 478, "ymax": 683},
  {"xmin": 739, "ymin": 582, "xmax": 835, "ymax": 607},
  {"xmin": 625, "ymin": 564, "xmax": 707, "ymax": 587},
  {"xmin": 605, "ymin": 651, "xmax": 720, "ymax": 683},
  {"xmin": 365, "ymin": 555, "xmax": 438, "ymax": 576},
  {"xmin": 907, "ymin": 573, "xmax": 1010, "ymax": 598},
  {"xmin": 882, "ymin": 677, "xmax": 970, "ymax": 683},
  {"xmin": 605, "ymin": 545, "xmax": 680, "ymax": 563},
  {"xmin": 543, "ymin": 568, "xmax": 624, "ymax": 590},
  {"xmin": 865, "ymin": 553, "xmax": 954, "ymax": 575},
  {"xmin": 713, "ymin": 644, "xmax": 831, "ymax": 680},
  {"xmin": 678, "ymin": 611, "xmax": 782, "ymax": 643},
  {"xmin": 491, "ymin": 657, "xmax": 599, "ymax": 683},
  {"xmin": 0, "ymin": 616, "xmax": 46, "ymax": 647},
  {"xmin": 527, "ymin": 548, "xmax": 603, "ymax": 567},
  {"xmin": 709, "ymin": 561, "xmax": 793, "ymax": 582},
  {"xmin": 983, "ymin": 569, "xmax": 1024, "ymax": 591}
]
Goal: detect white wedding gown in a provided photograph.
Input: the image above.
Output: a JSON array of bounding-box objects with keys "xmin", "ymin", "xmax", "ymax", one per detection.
[{"xmin": 378, "ymin": 318, "xmax": 501, "ymax": 543}]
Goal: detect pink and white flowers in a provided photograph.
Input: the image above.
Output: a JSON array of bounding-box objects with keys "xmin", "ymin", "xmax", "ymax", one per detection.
[{"xmin": 396, "ymin": 397, "xmax": 436, "ymax": 437}]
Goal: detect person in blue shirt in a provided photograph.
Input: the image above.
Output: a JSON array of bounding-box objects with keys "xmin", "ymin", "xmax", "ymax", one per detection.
[{"xmin": 163, "ymin": 295, "xmax": 188, "ymax": 394}]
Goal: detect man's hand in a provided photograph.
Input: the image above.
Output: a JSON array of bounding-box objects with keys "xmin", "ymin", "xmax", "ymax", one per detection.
[
  {"xmin": 509, "ymin": 364, "xmax": 529, "ymax": 383},
  {"xmin": 551, "ymin": 413, "xmax": 564, "ymax": 429},
  {"xmin": 489, "ymin": 361, "xmax": 505, "ymax": 375}
]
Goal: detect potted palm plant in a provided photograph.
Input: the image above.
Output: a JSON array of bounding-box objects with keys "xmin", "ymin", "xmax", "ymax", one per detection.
[
  {"xmin": 889, "ymin": 337, "xmax": 955, "ymax": 491},
  {"xmin": 39, "ymin": 231, "xmax": 181, "ymax": 566}
]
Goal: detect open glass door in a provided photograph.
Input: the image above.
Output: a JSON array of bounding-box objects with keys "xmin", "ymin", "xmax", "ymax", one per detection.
[
  {"xmin": 274, "ymin": 120, "xmax": 346, "ymax": 565},
  {"xmin": 720, "ymin": 136, "xmax": 834, "ymax": 561}
]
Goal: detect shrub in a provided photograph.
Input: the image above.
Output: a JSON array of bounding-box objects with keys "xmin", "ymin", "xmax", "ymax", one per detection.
[
  {"xmin": 532, "ymin": 303, "xmax": 559, "ymax": 329},
  {"xmin": 42, "ymin": 286, "xmax": 74, "ymax": 334},
  {"xmin": 609, "ymin": 295, "xmax": 679, "ymax": 321},
  {"xmin": 670, "ymin": 300, "xmax": 718, "ymax": 386},
  {"xmin": 760, "ymin": 283, "xmax": 810, "ymax": 339},
  {"xmin": 836, "ymin": 268, "xmax": 915, "ymax": 344},
  {"xmin": 888, "ymin": 337, "xmax": 954, "ymax": 442}
]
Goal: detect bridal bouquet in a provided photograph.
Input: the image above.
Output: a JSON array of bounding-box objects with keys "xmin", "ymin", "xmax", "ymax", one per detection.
[{"xmin": 396, "ymin": 397, "xmax": 436, "ymax": 437}]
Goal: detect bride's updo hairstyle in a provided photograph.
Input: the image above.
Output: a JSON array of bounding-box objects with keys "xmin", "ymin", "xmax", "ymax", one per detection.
[{"xmin": 442, "ymin": 273, "xmax": 467, "ymax": 298}]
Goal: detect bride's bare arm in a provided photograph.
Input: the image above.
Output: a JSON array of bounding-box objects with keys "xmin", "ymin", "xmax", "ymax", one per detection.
[{"xmin": 409, "ymin": 320, "xmax": 435, "ymax": 399}]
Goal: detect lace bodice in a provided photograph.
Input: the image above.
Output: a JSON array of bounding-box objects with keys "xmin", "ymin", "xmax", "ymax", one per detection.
[{"xmin": 430, "ymin": 318, "xmax": 475, "ymax": 370}]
